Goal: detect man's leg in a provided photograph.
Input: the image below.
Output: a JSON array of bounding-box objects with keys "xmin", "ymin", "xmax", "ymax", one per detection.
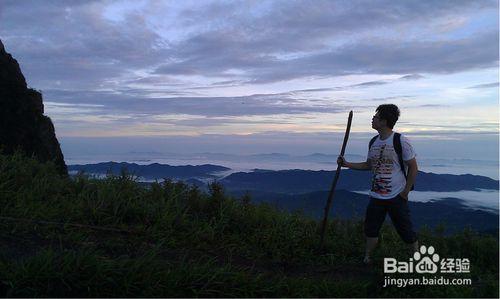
[
  {"xmin": 364, "ymin": 198, "xmax": 387, "ymax": 263},
  {"xmin": 411, "ymin": 240, "xmax": 419, "ymax": 254},
  {"xmin": 365, "ymin": 237, "xmax": 379, "ymax": 263},
  {"xmin": 388, "ymin": 196, "xmax": 418, "ymax": 255}
]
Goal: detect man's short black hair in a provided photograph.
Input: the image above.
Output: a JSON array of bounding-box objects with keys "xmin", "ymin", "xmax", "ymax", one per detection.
[{"xmin": 376, "ymin": 104, "xmax": 400, "ymax": 129}]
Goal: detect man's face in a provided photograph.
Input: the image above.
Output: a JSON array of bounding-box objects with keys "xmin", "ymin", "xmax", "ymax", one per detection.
[{"xmin": 371, "ymin": 112, "xmax": 385, "ymax": 130}]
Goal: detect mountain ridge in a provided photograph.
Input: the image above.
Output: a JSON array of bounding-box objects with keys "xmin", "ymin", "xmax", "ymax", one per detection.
[
  {"xmin": 68, "ymin": 161, "xmax": 230, "ymax": 180},
  {"xmin": 68, "ymin": 161, "xmax": 499, "ymax": 192}
]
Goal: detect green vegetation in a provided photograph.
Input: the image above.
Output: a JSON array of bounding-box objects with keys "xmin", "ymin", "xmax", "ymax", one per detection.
[{"xmin": 0, "ymin": 153, "xmax": 498, "ymax": 297}]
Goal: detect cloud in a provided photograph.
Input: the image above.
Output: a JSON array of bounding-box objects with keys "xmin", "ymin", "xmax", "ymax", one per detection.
[
  {"xmin": 361, "ymin": 96, "xmax": 414, "ymax": 102},
  {"xmin": 172, "ymin": 0, "xmax": 497, "ymax": 55},
  {"xmin": 1, "ymin": 1, "xmax": 169, "ymax": 89},
  {"xmin": 1, "ymin": 0, "xmax": 498, "ymax": 141},
  {"xmin": 153, "ymin": 1, "xmax": 498, "ymax": 83},
  {"xmin": 348, "ymin": 80, "xmax": 389, "ymax": 88},
  {"xmin": 43, "ymin": 89, "xmax": 347, "ymax": 117},
  {"xmin": 3, "ymin": 0, "xmax": 496, "ymax": 89},
  {"xmin": 467, "ymin": 82, "xmax": 499, "ymax": 89},
  {"xmin": 159, "ymin": 31, "xmax": 498, "ymax": 84},
  {"xmin": 401, "ymin": 122, "xmax": 498, "ymax": 130},
  {"xmin": 411, "ymin": 104, "xmax": 450, "ymax": 108},
  {"xmin": 399, "ymin": 74, "xmax": 425, "ymax": 80},
  {"xmin": 286, "ymin": 79, "xmax": 418, "ymax": 94}
]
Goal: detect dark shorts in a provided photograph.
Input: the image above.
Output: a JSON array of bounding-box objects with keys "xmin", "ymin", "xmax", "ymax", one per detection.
[{"xmin": 364, "ymin": 194, "xmax": 418, "ymax": 244}]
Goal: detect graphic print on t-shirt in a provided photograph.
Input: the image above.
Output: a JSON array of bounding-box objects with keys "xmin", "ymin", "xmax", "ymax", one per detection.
[
  {"xmin": 370, "ymin": 143, "xmax": 395, "ymax": 195},
  {"xmin": 367, "ymin": 133, "xmax": 416, "ymax": 200}
]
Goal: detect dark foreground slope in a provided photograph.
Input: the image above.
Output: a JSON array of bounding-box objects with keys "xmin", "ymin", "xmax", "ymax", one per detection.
[{"xmin": 0, "ymin": 154, "xmax": 498, "ymax": 297}]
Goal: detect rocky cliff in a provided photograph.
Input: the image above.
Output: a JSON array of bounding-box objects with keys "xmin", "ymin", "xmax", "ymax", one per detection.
[{"xmin": 0, "ymin": 40, "xmax": 67, "ymax": 174}]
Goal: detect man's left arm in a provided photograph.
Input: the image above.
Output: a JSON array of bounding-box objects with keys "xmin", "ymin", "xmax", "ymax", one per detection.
[{"xmin": 399, "ymin": 158, "xmax": 418, "ymax": 200}]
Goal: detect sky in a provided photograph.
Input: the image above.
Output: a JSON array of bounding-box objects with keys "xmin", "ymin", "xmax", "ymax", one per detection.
[{"xmin": 0, "ymin": 0, "xmax": 499, "ymax": 164}]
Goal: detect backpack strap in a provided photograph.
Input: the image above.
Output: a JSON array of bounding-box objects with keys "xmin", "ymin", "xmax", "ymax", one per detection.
[
  {"xmin": 394, "ymin": 132, "xmax": 414, "ymax": 191},
  {"xmin": 368, "ymin": 135, "xmax": 378, "ymax": 150}
]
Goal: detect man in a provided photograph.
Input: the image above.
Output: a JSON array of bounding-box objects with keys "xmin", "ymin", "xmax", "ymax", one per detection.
[{"xmin": 337, "ymin": 104, "xmax": 418, "ymax": 264}]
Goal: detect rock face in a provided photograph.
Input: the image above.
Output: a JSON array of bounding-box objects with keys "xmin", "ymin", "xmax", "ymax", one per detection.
[{"xmin": 0, "ymin": 40, "xmax": 67, "ymax": 174}]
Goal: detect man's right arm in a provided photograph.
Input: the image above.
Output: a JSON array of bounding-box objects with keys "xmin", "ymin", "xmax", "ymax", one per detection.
[{"xmin": 337, "ymin": 156, "xmax": 371, "ymax": 170}]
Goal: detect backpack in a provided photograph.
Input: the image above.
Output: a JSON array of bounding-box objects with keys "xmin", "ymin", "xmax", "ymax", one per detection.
[{"xmin": 369, "ymin": 132, "xmax": 414, "ymax": 191}]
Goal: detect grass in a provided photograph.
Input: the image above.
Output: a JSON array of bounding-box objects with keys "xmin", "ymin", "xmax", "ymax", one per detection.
[{"xmin": 0, "ymin": 153, "xmax": 498, "ymax": 297}]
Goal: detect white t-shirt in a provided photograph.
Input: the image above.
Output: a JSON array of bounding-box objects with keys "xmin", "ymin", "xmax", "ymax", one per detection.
[{"xmin": 367, "ymin": 132, "xmax": 416, "ymax": 200}]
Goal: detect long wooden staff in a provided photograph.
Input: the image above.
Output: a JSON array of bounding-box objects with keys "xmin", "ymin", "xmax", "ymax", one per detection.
[{"xmin": 319, "ymin": 110, "xmax": 353, "ymax": 250}]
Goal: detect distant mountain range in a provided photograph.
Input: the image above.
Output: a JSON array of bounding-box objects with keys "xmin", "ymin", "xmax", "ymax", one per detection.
[
  {"xmin": 121, "ymin": 151, "xmax": 367, "ymax": 163},
  {"xmin": 68, "ymin": 162, "xmax": 230, "ymax": 180},
  {"xmin": 220, "ymin": 169, "xmax": 499, "ymax": 193},
  {"xmin": 69, "ymin": 161, "xmax": 499, "ymax": 192}
]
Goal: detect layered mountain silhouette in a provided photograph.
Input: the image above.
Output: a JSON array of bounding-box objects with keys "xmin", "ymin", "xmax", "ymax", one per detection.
[
  {"xmin": 69, "ymin": 162, "xmax": 230, "ymax": 180},
  {"xmin": 0, "ymin": 40, "xmax": 66, "ymax": 174},
  {"xmin": 220, "ymin": 169, "xmax": 499, "ymax": 193},
  {"xmin": 70, "ymin": 162, "xmax": 499, "ymax": 192}
]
